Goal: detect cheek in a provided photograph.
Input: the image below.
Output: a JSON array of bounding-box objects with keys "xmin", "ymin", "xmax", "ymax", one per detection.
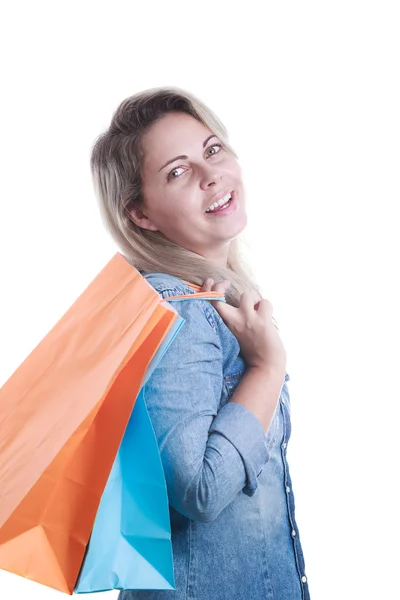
[
  {"xmin": 165, "ymin": 189, "xmax": 201, "ymax": 219},
  {"xmin": 232, "ymin": 162, "xmax": 243, "ymax": 179},
  {"xmin": 172, "ymin": 207, "xmax": 200, "ymax": 225},
  {"xmin": 223, "ymin": 158, "xmax": 242, "ymax": 181},
  {"xmin": 158, "ymin": 198, "xmax": 198, "ymax": 229}
]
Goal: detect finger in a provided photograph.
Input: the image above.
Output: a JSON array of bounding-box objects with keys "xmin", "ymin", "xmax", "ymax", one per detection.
[
  {"xmin": 239, "ymin": 290, "xmax": 256, "ymax": 315},
  {"xmin": 252, "ymin": 292, "xmax": 262, "ymax": 310},
  {"xmin": 257, "ymin": 298, "xmax": 274, "ymax": 320},
  {"xmin": 272, "ymin": 316, "xmax": 279, "ymax": 330},
  {"xmin": 202, "ymin": 278, "xmax": 214, "ymax": 292},
  {"xmin": 206, "ymin": 279, "xmax": 230, "ymax": 302},
  {"xmin": 209, "ymin": 280, "xmax": 235, "ymax": 315},
  {"xmin": 212, "ymin": 298, "xmax": 239, "ymax": 328},
  {"xmin": 213, "ymin": 279, "xmax": 230, "ymax": 295}
]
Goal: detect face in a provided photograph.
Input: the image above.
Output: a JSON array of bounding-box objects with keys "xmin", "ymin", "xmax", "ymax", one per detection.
[{"xmin": 130, "ymin": 111, "xmax": 247, "ymax": 266}]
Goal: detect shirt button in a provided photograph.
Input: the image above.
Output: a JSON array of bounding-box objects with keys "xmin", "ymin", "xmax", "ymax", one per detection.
[
  {"xmin": 281, "ymin": 397, "xmax": 286, "ymax": 404},
  {"xmin": 286, "ymin": 486, "xmax": 291, "ymax": 493},
  {"xmin": 282, "ymin": 442, "xmax": 287, "ymax": 449},
  {"xmin": 301, "ymin": 576, "xmax": 307, "ymax": 583},
  {"xmin": 291, "ymin": 529, "xmax": 296, "ymax": 537}
]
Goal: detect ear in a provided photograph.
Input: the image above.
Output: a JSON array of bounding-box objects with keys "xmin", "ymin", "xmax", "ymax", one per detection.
[{"xmin": 129, "ymin": 206, "xmax": 159, "ymax": 232}]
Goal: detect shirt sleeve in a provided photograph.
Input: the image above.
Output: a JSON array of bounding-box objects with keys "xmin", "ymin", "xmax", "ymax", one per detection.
[{"xmin": 142, "ymin": 291, "xmax": 270, "ymax": 523}]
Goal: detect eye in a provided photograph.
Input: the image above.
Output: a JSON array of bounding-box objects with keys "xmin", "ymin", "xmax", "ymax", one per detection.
[
  {"xmin": 206, "ymin": 143, "xmax": 223, "ymax": 157},
  {"xmin": 166, "ymin": 143, "xmax": 224, "ymax": 181},
  {"xmin": 167, "ymin": 166, "xmax": 185, "ymax": 180}
]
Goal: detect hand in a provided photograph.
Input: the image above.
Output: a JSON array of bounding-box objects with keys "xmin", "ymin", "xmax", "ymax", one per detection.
[{"xmin": 202, "ymin": 278, "xmax": 286, "ymax": 374}]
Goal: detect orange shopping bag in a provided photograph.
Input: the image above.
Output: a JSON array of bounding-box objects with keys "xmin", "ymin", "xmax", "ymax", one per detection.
[{"xmin": 0, "ymin": 253, "xmax": 185, "ymax": 594}]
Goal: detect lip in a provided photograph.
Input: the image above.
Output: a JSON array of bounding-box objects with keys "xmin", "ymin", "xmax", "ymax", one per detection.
[
  {"xmin": 204, "ymin": 189, "xmax": 233, "ymax": 213},
  {"xmin": 205, "ymin": 190, "xmax": 237, "ymax": 217}
]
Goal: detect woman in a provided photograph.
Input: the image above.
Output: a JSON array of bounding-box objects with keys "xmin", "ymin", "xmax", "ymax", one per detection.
[{"xmin": 91, "ymin": 87, "xmax": 310, "ymax": 599}]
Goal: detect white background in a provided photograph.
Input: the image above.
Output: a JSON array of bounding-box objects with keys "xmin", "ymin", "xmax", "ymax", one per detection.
[{"xmin": 0, "ymin": 1, "xmax": 399, "ymax": 598}]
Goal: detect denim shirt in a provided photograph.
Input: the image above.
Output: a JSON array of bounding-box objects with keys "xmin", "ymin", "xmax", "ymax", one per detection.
[{"xmin": 120, "ymin": 273, "xmax": 310, "ymax": 600}]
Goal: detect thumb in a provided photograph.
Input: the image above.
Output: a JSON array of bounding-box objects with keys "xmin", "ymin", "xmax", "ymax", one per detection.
[{"xmin": 211, "ymin": 298, "xmax": 239, "ymax": 329}]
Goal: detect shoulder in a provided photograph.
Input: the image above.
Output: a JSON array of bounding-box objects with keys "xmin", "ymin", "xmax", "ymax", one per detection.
[
  {"xmin": 142, "ymin": 272, "xmax": 190, "ymax": 296},
  {"xmin": 142, "ymin": 272, "xmax": 220, "ymax": 332}
]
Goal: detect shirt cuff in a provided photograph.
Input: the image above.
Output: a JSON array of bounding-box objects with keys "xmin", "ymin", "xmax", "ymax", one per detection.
[{"xmin": 209, "ymin": 401, "xmax": 270, "ymax": 496}]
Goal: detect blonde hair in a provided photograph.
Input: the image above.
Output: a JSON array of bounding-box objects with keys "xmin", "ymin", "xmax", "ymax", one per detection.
[{"xmin": 90, "ymin": 86, "xmax": 262, "ymax": 306}]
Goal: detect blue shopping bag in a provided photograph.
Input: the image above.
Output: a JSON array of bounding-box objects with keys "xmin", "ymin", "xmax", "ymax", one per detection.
[{"xmin": 75, "ymin": 291, "xmax": 225, "ymax": 593}]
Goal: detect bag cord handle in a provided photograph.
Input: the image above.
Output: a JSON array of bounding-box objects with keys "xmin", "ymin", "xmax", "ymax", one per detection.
[{"xmin": 143, "ymin": 275, "xmax": 226, "ymax": 303}]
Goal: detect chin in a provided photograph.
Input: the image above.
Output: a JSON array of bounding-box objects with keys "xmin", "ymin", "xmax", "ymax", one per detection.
[
  {"xmin": 232, "ymin": 211, "xmax": 247, "ymax": 236},
  {"xmin": 222, "ymin": 217, "xmax": 247, "ymax": 244}
]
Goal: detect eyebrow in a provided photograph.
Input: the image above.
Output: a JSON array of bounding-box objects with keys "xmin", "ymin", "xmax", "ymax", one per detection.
[{"xmin": 158, "ymin": 135, "xmax": 218, "ymax": 172}]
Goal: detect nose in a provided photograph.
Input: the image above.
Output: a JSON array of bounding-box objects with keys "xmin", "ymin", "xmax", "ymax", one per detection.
[{"xmin": 199, "ymin": 165, "xmax": 222, "ymax": 190}]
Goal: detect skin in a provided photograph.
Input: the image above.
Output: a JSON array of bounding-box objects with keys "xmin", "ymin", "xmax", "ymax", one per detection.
[
  {"xmin": 130, "ymin": 110, "xmax": 286, "ymax": 429},
  {"xmin": 129, "ymin": 111, "xmax": 247, "ymax": 268},
  {"xmin": 129, "ymin": 108, "xmax": 281, "ymax": 356}
]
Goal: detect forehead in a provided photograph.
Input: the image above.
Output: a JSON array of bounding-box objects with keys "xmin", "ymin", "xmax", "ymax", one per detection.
[{"xmin": 142, "ymin": 112, "xmax": 214, "ymax": 163}]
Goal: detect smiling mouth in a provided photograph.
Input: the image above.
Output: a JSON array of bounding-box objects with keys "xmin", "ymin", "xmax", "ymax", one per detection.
[
  {"xmin": 207, "ymin": 198, "xmax": 232, "ymax": 213},
  {"xmin": 205, "ymin": 191, "xmax": 237, "ymax": 217},
  {"xmin": 205, "ymin": 191, "xmax": 233, "ymax": 213}
]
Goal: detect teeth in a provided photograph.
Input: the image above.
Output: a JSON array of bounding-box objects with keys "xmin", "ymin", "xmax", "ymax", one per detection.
[{"xmin": 206, "ymin": 192, "xmax": 232, "ymax": 212}]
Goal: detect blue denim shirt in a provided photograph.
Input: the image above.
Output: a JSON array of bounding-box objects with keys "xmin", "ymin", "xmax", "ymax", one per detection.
[{"xmin": 120, "ymin": 273, "xmax": 310, "ymax": 600}]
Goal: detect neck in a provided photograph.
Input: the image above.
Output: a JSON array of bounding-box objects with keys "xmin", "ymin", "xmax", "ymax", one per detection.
[{"xmin": 199, "ymin": 242, "xmax": 230, "ymax": 268}]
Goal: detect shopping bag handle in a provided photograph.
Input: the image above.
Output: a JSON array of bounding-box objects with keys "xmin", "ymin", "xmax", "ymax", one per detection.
[
  {"xmin": 142, "ymin": 273, "xmax": 289, "ymax": 381},
  {"xmin": 142, "ymin": 275, "xmax": 226, "ymax": 303},
  {"xmin": 165, "ymin": 291, "xmax": 226, "ymax": 302}
]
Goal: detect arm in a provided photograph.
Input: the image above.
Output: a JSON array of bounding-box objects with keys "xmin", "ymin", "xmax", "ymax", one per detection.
[
  {"xmin": 229, "ymin": 366, "xmax": 285, "ymax": 432},
  {"xmin": 144, "ymin": 295, "xmax": 271, "ymax": 523}
]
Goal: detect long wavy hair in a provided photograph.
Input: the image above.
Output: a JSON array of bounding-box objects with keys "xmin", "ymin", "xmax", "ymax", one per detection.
[{"xmin": 90, "ymin": 86, "xmax": 262, "ymax": 306}]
